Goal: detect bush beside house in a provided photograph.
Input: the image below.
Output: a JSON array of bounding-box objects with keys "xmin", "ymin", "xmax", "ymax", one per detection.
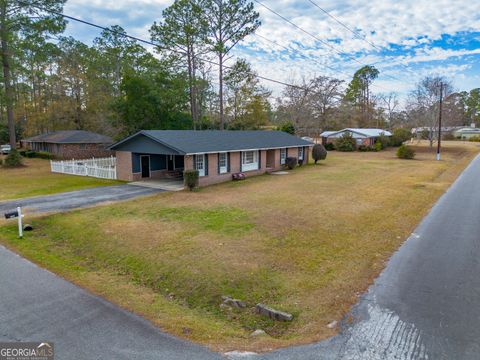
[
  {"xmin": 184, "ymin": 169, "xmax": 199, "ymax": 191},
  {"xmin": 335, "ymin": 133, "xmax": 356, "ymax": 152},
  {"xmin": 285, "ymin": 157, "xmax": 298, "ymax": 169},
  {"xmin": 312, "ymin": 144, "xmax": 327, "ymax": 163},
  {"xmin": 390, "ymin": 128, "xmax": 412, "ymax": 146}
]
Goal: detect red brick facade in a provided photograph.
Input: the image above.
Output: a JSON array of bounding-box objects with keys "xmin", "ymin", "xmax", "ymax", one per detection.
[
  {"xmin": 23, "ymin": 141, "xmax": 113, "ymax": 159},
  {"xmin": 115, "ymin": 146, "xmax": 310, "ymax": 187}
]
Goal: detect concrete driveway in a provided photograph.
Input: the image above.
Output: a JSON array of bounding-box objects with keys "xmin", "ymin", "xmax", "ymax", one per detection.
[{"xmin": 0, "ymin": 185, "xmax": 162, "ymax": 215}]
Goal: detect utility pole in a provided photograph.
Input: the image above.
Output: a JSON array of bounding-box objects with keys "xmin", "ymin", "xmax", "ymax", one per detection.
[{"xmin": 436, "ymin": 82, "xmax": 443, "ymax": 161}]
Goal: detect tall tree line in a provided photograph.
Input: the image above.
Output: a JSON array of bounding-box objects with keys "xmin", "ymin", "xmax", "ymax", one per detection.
[{"xmin": 1, "ymin": 0, "xmax": 479, "ymax": 145}]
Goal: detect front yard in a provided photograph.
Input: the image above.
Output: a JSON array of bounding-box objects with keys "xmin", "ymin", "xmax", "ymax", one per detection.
[
  {"xmin": 0, "ymin": 142, "xmax": 478, "ymax": 352},
  {"xmin": 0, "ymin": 157, "xmax": 121, "ymax": 201}
]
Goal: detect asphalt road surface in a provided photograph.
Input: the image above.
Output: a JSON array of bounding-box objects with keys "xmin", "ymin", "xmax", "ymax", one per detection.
[
  {"xmin": 1, "ymin": 154, "xmax": 480, "ymax": 360},
  {"xmin": 0, "ymin": 185, "xmax": 161, "ymax": 214}
]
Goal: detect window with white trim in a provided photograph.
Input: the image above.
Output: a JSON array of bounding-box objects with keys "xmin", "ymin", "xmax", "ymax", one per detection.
[
  {"xmin": 280, "ymin": 148, "xmax": 286, "ymax": 165},
  {"xmin": 298, "ymin": 147, "xmax": 304, "ymax": 160},
  {"xmin": 195, "ymin": 154, "xmax": 205, "ymax": 177},
  {"xmin": 219, "ymin": 152, "xmax": 228, "ymax": 174},
  {"xmin": 241, "ymin": 150, "xmax": 258, "ymax": 172}
]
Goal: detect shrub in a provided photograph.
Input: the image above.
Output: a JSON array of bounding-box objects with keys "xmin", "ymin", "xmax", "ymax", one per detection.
[
  {"xmin": 334, "ymin": 133, "xmax": 356, "ymax": 152},
  {"xmin": 376, "ymin": 134, "xmax": 390, "ymax": 149},
  {"xmin": 312, "ymin": 144, "xmax": 327, "ymax": 163},
  {"xmin": 324, "ymin": 142, "xmax": 335, "ymax": 151},
  {"xmin": 3, "ymin": 149, "xmax": 23, "ymax": 167},
  {"xmin": 278, "ymin": 121, "xmax": 295, "ymax": 135},
  {"xmin": 285, "ymin": 156, "xmax": 297, "ymax": 169},
  {"xmin": 442, "ymin": 133, "xmax": 455, "ymax": 141},
  {"xmin": 35, "ymin": 151, "xmax": 55, "ymax": 159},
  {"xmin": 374, "ymin": 141, "xmax": 383, "ymax": 152},
  {"xmin": 183, "ymin": 169, "xmax": 199, "ymax": 191},
  {"xmin": 390, "ymin": 128, "xmax": 412, "ymax": 146},
  {"xmin": 358, "ymin": 144, "xmax": 375, "ymax": 152},
  {"xmin": 396, "ymin": 144, "xmax": 415, "ymax": 159},
  {"xmin": 469, "ymin": 136, "xmax": 480, "ymax": 142}
]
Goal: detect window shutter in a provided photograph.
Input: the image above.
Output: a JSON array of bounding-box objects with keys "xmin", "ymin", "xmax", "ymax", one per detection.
[
  {"xmin": 227, "ymin": 152, "xmax": 230, "ymax": 172},
  {"xmin": 205, "ymin": 154, "xmax": 209, "ymax": 176},
  {"xmin": 217, "ymin": 153, "xmax": 220, "ymax": 174},
  {"xmin": 240, "ymin": 152, "xmax": 243, "ymax": 172},
  {"xmin": 193, "ymin": 155, "xmax": 197, "ymax": 170},
  {"xmin": 286, "ymin": 148, "xmax": 288, "ymax": 157},
  {"xmin": 258, "ymin": 150, "xmax": 261, "ymax": 169}
]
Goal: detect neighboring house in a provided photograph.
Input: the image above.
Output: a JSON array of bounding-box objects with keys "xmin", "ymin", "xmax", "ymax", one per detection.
[
  {"xmin": 320, "ymin": 128, "xmax": 392, "ymax": 146},
  {"xmin": 453, "ymin": 126, "xmax": 480, "ymax": 139},
  {"xmin": 21, "ymin": 130, "xmax": 114, "ymax": 159},
  {"xmin": 109, "ymin": 130, "xmax": 314, "ymax": 186}
]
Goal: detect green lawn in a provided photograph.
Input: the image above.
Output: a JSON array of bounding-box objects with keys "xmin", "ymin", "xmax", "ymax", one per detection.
[
  {"xmin": 0, "ymin": 142, "xmax": 478, "ymax": 352},
  {"xmin": 0, "ymin": 157, "xmax": 121, "ymax": 201}
]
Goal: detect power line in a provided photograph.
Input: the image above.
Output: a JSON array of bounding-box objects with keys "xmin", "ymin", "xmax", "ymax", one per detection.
[
  {"xmin": 25, "ymin": 2, "xmax": 307, "ymax": 92},
  {"xmin": 306, "ymin": 0, "xmax": 381, "ymax": 51},
  {"xmin": 253, "ymin": 0, "xmax": 403, "ymax": 83},
  {"xmin": 252, "ymin": 32, "xmax": 392, "ymax": 92},
  {"xmin": 306, "ymin": 0, "xmax": 417, "ymax": 77},
  {"xmin": 27, "ymin": 2, "xmax": 396, "ymax": 101}
]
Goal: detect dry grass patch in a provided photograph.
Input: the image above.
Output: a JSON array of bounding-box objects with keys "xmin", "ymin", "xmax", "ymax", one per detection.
[{"xmin": 0, "ymin": 141, "xmax": 478, "ymax": 352}]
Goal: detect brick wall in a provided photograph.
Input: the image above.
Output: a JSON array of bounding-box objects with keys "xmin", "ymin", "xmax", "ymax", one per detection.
[
  {"xmin": 116, "ymin": 151, "xmax": 133, "ymax": 181},
  {"xmin": 117, "ymin": 147, "xmax": 310, "ymax": 186},
  {"xmin": 59, "ymin": 144, "xmax": 114, "ymax": 159},
  {"xmin": 186, "ymin": 147, "xmax": 308, "ymax": 187},
  {"xmin": 24, "ymin": 142, "xmax": 113, "ymax": 159}
]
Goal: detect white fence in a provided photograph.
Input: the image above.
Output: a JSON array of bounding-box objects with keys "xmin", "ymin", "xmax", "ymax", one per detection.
[{"xmin": 50, "ymin": 156, "xmax": 117, "ymax": 180}]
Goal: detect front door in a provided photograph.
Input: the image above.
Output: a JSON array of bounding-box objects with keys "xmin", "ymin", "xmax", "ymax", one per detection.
[
  {"xmin": 167, "ymin": 155, "xmax": 174, "ymax": 171},
  {"xmin": 141, "ymin": 155, "xmax": 150, "ymax": 178}
]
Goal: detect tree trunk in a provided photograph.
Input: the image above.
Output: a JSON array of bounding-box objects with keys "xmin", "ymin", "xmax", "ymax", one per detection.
[
  {"xmin": 219, "ymin": 52, "xmax": 224, "ymax": 130},
  {"xmin": 191, "ymin": 47, "xmax": 198, "ymax": 129},
  {"xmin": 0, "ymin": 3, "xmax": 16, "ymax": 148},
  {"xmin": 187, "ymin": 49, "xmax": 196, "ymax": 130}
]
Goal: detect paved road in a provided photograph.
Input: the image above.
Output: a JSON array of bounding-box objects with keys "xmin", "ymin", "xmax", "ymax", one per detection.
[
  {"xmin": 0, "ymin": 245, "xmax": 222, "ymax": 360},
  {"xmin": 0, "ymin": 185, "xmax": 161, "ymax": 214},
  {"xmin": 248, "ymin": 154, "xmax": 480, "ymax": 360}
]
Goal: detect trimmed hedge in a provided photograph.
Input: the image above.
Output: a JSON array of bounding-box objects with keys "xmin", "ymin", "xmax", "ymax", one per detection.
[
  {"xmin": 312, "ymin": 144, "xmax": 327, "ymax": 163},
  {"xmin": 184, "ymin": 169, "xmax": 199, "ymax": 191},
  {"xmin": 19, "ymin": 150, "xmax": 55, "ymax": 159},
  {"xmin": 285, "ymin": 156, "xmax": 297, "ymax": 169}
]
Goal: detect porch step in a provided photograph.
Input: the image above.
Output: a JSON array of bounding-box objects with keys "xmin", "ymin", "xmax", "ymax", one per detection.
[{"xmin": 164, "ymin": 170, "xmax": 183, "ymax": 179}]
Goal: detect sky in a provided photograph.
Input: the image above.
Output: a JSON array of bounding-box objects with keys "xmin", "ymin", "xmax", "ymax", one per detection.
[{"xmin": 63, "ymin": 0, "xmax": 480, "ymax": 102}]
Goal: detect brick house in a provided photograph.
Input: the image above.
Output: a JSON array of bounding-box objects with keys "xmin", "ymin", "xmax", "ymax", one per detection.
[
  {"xmin": 21, "ymin": 130, "xmax": 114, "ymax": 159},
  {"xmin": 110, "ymin": 130, "xmax": 314, "ymax": 186},
  {"xmin": 320, "ymin": 128, "xmax": 392, "ymax": 147}
]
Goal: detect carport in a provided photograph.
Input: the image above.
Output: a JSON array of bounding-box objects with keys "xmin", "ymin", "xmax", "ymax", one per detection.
[{"xmin": 109, "ymin": 132, "xmax": 185, "ymax": 182}]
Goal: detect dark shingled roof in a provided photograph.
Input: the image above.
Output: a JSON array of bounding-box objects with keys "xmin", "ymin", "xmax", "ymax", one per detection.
[
  {"xmin": 110, "ymin": 130, "xmax": 313, "ymax": 154},
  {"xmin": 23, "ymin": 130, "xmax": 113, "ymax": 144}
]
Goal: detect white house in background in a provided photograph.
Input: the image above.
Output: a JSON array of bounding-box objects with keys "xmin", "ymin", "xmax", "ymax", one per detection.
[
  {"xmin": 320, "ymin": 128, "xmax": 392, "ymax": 146},
  {"xmin": 453, "ymin": 126, "xmax": 480, "ymax": 139}
]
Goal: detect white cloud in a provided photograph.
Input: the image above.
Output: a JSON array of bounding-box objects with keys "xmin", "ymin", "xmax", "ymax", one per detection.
[{"xmin": 62, "ymin": 0, "xmax": 480, "ymax": 98}]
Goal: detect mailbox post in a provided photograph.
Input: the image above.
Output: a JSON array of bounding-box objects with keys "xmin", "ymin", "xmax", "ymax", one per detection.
[{"xmin": 4, "ymin": 207, "xmax": 23, "ymax": 238}]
